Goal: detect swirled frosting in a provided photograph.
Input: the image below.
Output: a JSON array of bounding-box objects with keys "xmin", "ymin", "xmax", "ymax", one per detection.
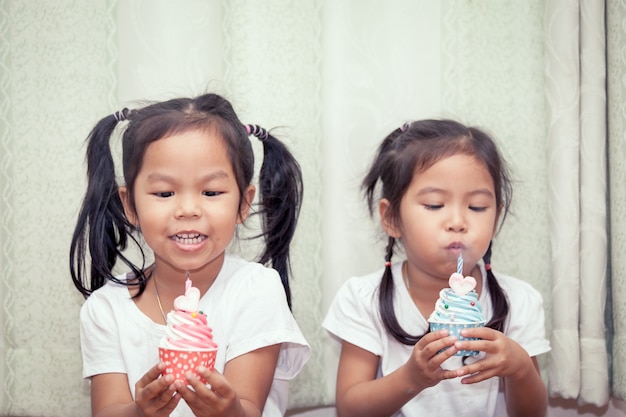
[
  {"xmin": 159, "ymin": 278, "xmax": 218, "ymax": 350},
  {"xmin": 428, "ymin": 272, "xmax": 485, "ymax": 324}
]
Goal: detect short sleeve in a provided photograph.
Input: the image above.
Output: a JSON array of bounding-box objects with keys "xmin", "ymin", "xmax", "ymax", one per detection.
[
  {"xmin": 79, "ymin": 290, "xmax": 126, "ymax": 378},
  {"xmin": 322, "ymin": 276, "xmax": 384, "ymax": 356},
  {"xmin": 206, "ymin": 261, "xmax": 310, "ymax": 381},
  {"xmin": 503, "ymin": 278, "xmax": 551, "ymax": 358}
]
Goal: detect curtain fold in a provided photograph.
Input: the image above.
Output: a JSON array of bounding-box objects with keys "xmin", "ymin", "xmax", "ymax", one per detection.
[
  {"xmin": 578, "ymin": 0, "xmax": 609, "ymax": 405},
  {"xmin": 607, "ymin": 0, "xmax": 626, "ymax": 401},
  {"xmin": 545, "ymin": 0, "xmax": 609, "ymax": 405}
]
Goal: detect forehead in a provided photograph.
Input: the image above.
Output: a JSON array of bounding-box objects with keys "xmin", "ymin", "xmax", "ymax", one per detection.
[
  {"xmin": 140, "ymin": 129, "xmax": 232, "ymax": 173},
  {"xmin": 411, "ymin": 153, "xmax": 495, "ymax": 192}
]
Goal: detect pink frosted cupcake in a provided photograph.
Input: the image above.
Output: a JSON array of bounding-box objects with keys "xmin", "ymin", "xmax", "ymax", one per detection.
[{"xmin": 159, "ymin": 278, "xmax": 218, "ymax": 383}]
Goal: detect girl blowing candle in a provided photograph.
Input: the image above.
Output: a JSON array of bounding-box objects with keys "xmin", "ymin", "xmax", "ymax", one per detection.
[{"xmin": 323, "ymin": 119, "xmax": 550, "ymax": 417}]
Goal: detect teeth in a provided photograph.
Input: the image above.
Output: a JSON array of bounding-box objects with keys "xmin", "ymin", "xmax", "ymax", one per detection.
[
  {"xmin": 174, "ymin": 233, "xmax": 205, "ymax": 245},
  {"xmin": 178, "ymin": 233, "xmax": 200, "ymax": 239}
]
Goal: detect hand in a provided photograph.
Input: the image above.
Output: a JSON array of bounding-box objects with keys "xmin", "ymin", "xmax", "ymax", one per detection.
[
  {"xmin": 453, "ymin": 327, "xmax": 534, "ymax": 384},
  {"xmin": 134, "ymin": 362, "xmax": 181, "ymax": 417},
  {"xmin": 175, "ymin": 366, "xmax": 244, "ymax": 417},
  {"xmin": 405, "ymin": 329, "xmax": 463, "ymax": 392}
]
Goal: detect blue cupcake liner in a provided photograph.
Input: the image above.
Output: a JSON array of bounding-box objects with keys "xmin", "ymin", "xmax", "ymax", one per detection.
[{"xmin": 429, "ymin": 321, "xmax": 485, "ymax": 356}]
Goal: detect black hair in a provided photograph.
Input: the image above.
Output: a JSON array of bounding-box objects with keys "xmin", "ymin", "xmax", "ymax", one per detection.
[
  {"xmin": 69, "ymin": 93, "xmax": 303, "ymax": 308},
  {"xmin": 362, "ymin": 119, "xmax": 512, "ymax": 345}
]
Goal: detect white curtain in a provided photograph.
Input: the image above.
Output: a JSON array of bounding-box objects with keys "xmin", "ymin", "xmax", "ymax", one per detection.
[
  {"xmin": 544, "ymin": 0, "xmax": 609, "ymax": 406},
  {"xmin": 1, "ymin": 1, "xmax": 625, "ymax": 416}
]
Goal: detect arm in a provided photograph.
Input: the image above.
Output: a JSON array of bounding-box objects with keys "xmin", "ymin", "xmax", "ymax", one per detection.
[
  {"xmin": 176, "ymin": 344, "xmax": 281, "ymax": 417},
  {"xmin": 91, "ymin": 364, "xmax": 179, "ymax": 417},
  {"xmin": 503, "ymin": 357, "xmax": 547, "ymax": 417},
  {"xmin": 336, "ymin": 331, "xmax": 461, "ymax": 417},
  {"xmin": 455, "ymin": 329, "xmax": 548, "ymax": 417}
]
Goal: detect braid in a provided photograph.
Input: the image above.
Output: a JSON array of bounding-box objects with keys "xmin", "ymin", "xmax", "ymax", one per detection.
[
  {"xmin": 379, "ymin": 237, "xmax": 423, "ymax": 345},
  {"xmin": 69, "ymin": 112, "xmax": 147, "ymax": 298},
  {"xmin": 246, "ymin": 125, "xmax": 303, "ymax": 309},
  {"xmin": 482, "ymin": 241, "xmax": 509, "ymax": 332}
]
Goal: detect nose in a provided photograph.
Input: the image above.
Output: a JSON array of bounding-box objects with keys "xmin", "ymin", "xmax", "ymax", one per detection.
[
  {"xmin": 446, "ymin": 207, "xmax": 466, "ymax": 232},
  {"xmin": 175, "ymin": 194, "xmax": 201, "ymax": 218}
]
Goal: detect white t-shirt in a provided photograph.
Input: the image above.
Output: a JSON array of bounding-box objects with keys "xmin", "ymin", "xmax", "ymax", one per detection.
[
  {"xmin": 80, "ymin": 254, "xmax": 311, "ymax": 417},
  {"xmin": 322, "ymin": 261, "xmax": 550, "ymax": 417}
]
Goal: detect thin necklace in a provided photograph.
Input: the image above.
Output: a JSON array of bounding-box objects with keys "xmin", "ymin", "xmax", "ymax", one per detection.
[{"xmin": 153, "ymin": 272, "xmax": 168, "ymax": 324}]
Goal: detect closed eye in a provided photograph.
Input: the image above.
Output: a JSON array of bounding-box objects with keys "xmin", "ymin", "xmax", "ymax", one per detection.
[
  {"xmin": 424, "ymin": 204, "xmax": 443, "ymax": 210},
  {"xmin": 469, "ymin": 206, "xmax": 488, "ymax": 212}
]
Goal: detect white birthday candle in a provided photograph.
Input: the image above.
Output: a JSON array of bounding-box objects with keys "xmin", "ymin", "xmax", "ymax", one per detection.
[{"xmin": 457, "ymin": 253, "xmax": 463, "ymax": 275}]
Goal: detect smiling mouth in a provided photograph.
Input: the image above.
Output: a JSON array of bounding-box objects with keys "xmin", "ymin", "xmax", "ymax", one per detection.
[{"xmin": 172, "ymin": 233, "xmax": 207, "ymax": 245}]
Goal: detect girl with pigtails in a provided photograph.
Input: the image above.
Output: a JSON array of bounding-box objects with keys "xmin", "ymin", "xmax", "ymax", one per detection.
[
  {"xmin": 323, "ymin": 119, "xmax": 550, "ymax": 417},
  {"xmin": 70, "ymin": 93, "xmax": 310, "ymax": 417}
]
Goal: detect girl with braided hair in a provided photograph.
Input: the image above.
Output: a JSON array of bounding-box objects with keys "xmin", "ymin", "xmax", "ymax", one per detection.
[
  {"xmin": 323, "ymin": 119, "xmax": 550, "ymax": 417},
  {"xmin": 70, "ymin": 93, "xmax": 310, "ymax": 417}
]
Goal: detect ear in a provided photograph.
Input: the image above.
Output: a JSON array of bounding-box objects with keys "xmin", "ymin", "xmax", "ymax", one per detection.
[
  {"xmin": 238, "ymin": 185, "xmax": 256, "ymax": 224},
  {"xmin": 379, "ymin": 198, "xmax": 401, "ymax": 238},
  {"xmin": 118, "ymin": 186, "xmax": 139, "ymax": 226}
]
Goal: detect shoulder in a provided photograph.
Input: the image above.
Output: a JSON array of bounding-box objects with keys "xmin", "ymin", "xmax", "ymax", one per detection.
[
  {"xmin": 221, "ymin": 254, "xmax": 282, "ymax": 288},
  {"xmin": 336, "ymin": 267, "xmax": 385, "ymax": 299},
  {"xmin": 210, "ymin": 254, "xmax": 287, "ymax": 305},
  {"xmin": 325, "ymin": 268, "xmax": 384, "ymax": 319},
  {"xmin": 223, "ymin": 254, "xmax": 279, "ymax": 277},
  {"xmin": 80, "ymin": 274, "xmax": 134, "ymax": 322},
  {"xmin": 82, "ymin": 275, "xmax": 130, "ymax": 306},
  {"xmin": 323, "ymin": 267, "xmax": 391, "ymax": 356},
  {"xmin": 324, "ymin": 267, "xmax": 386, "ymax": 326}
]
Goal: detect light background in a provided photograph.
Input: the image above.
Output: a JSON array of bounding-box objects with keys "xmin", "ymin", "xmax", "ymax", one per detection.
[{"xmin": 0, "ymin": 1, "xmax": 625, "ymax": 416}]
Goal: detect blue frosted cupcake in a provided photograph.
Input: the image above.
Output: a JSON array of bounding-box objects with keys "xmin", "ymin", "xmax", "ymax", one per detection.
[{"xmin": 428, "ymin": 273, "xmax": 485, "ymax": 356}]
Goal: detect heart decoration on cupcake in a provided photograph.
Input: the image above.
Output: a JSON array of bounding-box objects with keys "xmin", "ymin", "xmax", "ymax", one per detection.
[
  {"xmin": 174, "ymin": 278, "xmax": 201, "ymax": 312},
  {"xmin": 449, "ymin": 273, "xmax": 477, "ymax": 296}
]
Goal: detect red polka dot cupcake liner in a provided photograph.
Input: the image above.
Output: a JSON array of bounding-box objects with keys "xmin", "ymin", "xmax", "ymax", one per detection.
[{"xmin": 158, "ymin": 347, "xmax": 217, "ymax": 383}]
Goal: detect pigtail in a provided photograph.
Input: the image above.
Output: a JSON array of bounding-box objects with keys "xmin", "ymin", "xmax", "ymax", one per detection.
[
  {"xmin": 378, "ymin": 237, "xmax": 422, "ymax": 345},
  {"xmin": 482, "ymin": 241, "xmax": 509, "ymax": 332},
  {"xmin": 363, "ymin": 126, "xmax": 424, "ymax": 344},
  {"xmin": 246, "ymin": 125, "xmax": 303, "ymax": 309},
  {"xmin": 69, "ymin": 111, "xmax": 146, "ymax": 298}
]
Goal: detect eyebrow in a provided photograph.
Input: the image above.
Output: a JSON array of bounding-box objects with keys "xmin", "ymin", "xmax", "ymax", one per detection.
[
  {"xmin": 146, "ymin": 170, "xmax": 230, "ymax": 183},
  {"xmin": 417, "ymin": 186, "xmax": 495, "ymax": 198}
]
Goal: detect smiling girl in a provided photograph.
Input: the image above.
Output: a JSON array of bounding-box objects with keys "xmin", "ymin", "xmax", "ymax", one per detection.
[{"xmin": 70, "ymin": 93, "xmax": 310, "ymax": 417}]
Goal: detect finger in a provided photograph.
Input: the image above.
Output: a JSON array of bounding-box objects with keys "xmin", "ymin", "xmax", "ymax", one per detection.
[
  {"xmin": 460, "ymin": 367, "xmax": 497, "ymax": 384},
  {"xmin": 177, "ymin": 373, "xmax": 220, "ymax": 412},
  {"xmin": 459, "ymin": 327, "xmax": 494, "ymax": 340},
  {"xmin": 136, "ymin": 362, "xmax": 166, "ymax": 389},
  {"xmin": 419, "ymin": 329, "xmax": 451, "ymax": 345},
  {"xmin": 184, "ymin": 371, "xmax": 214, "ymax": 396},
  {"xmin": 200, "ymin": 367, "xmax": 234, "ymax": 401},
  {"xmin": 454, "ymin": 338, "xmax": 492, "ymax": 356},
  {"xmin": 159, "ymin": 391, "xmax": 182, "ymax": 414},
  {"xmin": 423, "ymin": 335, "xmax": 458, "ymax": 361}
]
